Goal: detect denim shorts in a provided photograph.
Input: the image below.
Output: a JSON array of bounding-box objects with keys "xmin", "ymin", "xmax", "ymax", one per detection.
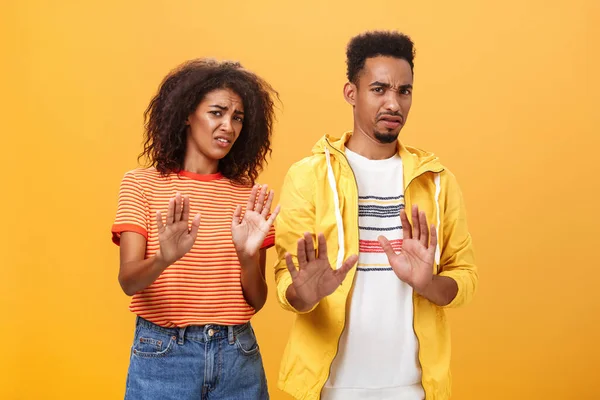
[{"xmin": 124, "ymin": 316, "xmax": 269, "ymax": 400}]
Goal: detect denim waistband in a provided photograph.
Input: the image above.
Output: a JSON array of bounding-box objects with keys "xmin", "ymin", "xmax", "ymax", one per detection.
[{"xmin": 135, "ymin": 316, "xmax": 250, "ymax": 345}]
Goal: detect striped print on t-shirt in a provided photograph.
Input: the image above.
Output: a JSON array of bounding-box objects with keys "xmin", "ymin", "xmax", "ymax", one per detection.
[{"xmin": 111, "ymin": 168, "xmax": 274, "ymax": 328}]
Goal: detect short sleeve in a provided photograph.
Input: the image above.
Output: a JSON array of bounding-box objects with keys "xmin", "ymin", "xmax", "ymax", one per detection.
[{"xmin": 111, "ymin": 171, "xmax": 149, "ymax": 245}]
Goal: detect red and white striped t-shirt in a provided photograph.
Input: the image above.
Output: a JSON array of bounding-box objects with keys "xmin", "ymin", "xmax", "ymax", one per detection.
[{"xmin": 111, "ymin": 168, "xmax": 275, "ymax": 328}]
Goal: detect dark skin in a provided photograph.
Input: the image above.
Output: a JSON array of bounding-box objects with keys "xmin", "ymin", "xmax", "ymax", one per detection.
[
  {"xmin": 285, "ymin": 56, "xmax": 457, "ymax": 309},
  {"xmin": 345, "ymin": 56, "xmax": 413, "ymax": 160},
  {"xmin": 118, "ymin": 89, "xmax": 280, "ymax": 311},
  {"xmin": 285, "ymin": 233, "xmax": 358, "ymax": 312}
]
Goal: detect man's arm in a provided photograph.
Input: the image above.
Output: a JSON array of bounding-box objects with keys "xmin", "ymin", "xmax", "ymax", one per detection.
[
  {"xmin": 274, "ymin": 161, "xmax": 319, "ymax": 314},
  {"xmin": 415, "ymin": 275, "xmax": 458, "ymax": 307},
  {"xmin": 437, "ymin": 170, "xmax": 478, "ymax": 308},
  {"xmin": 379, "ymin": 171, "xmax": 477, "ymax": 307}
]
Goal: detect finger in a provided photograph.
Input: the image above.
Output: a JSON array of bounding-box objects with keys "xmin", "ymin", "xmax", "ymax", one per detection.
[
  {"xmin": 377, "ymin": 235, "xmax": 397, "ymax": 259},
  {"xmin": 156, "ymin": 211, "xmax": 164, "ymax": 231},
  {"xmin": 254, "ymin": 185, "xmax": 268, "ymax": 215},
  {"xmin": 296, "ymin": 238, "xmax": 308, "ymax": 268},
  {"xmin": 182, "ymin": 195, "xmax": 190, "ymax": 223},
  {"xmin": 336, "ymin": 254, "xmax": 358, "ymax": 278},
  {"xmin": 411, "ymin": 205, "xmax": 420, "ymax": 239},
  {"xmin": 175, "ymin": 192, "xmax": 183, "ymax": 222},
  {"xmin": 400, "ymin": 209, "xmax": 412, "ymax": 239},
  {"xmin": 231, "ymin": 205, "xmax": 242, "ymax": 228},
  {"xmin": 246, "ymin": 185, "xmax": 259, "ymax": 212},
  {"xmin": 419, "ymin": 211, "xmax": 429, "ymax": 247},
  {"xmin": 429, "ymin": 224, "xmax": 438, "ymax": 253},
  {"xmin": 166, "ymin": 198, "xmax": 175, "ymax": 225},
  {"xmin": 189, "ymin": 214, "xmax": 201, "ymax": 239},
  {"xmin": 266, "ymin": 204, "xmax": 280, "ymax": 226},
  {"xmin": 285, "ymin": 253, "xmax": 299, "ymax": 280},
  {"xmin": 261, "ymin": 190, "xmax": 275, "ymax": 218},
  {"xmin": 304, "ymin": 232, "xmax": 316, "ymax": 262},
  {"xmin": 174, "ymin": 192, "xmax": 183, "ymax": 221},
  {"xmin": 316, "ymin": 233, "xmax": 328, "ymax": 260}
]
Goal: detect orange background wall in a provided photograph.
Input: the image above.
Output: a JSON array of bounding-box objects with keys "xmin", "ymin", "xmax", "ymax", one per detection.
[{"xmin": 2, "ymin": 0, "xmax": 599, "ymax": 399}]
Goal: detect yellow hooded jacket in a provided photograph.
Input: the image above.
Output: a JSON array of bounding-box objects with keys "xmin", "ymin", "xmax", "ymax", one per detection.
[{"xmin": 274, "ymin": 132, "xmax": 478, "ymax": 400}]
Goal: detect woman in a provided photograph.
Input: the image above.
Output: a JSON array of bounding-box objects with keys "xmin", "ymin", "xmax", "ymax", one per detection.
[{"xmin": 111, "ymin": 59, "xmax": 279, "ymax": 399}]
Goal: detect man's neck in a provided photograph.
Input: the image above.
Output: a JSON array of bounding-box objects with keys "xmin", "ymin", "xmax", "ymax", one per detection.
[{"xmin": 345, "ymin": 128, "xmax": 397, "ymax": 160}]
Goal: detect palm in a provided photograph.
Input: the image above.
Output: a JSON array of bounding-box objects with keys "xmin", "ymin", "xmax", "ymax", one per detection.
[
  {"xmin": 232, "ymin": 211, "xmax": 272, "ymax": 255},
  {"xmin": 158, "ymin": 220, "xmax": 196, "ymax": 262},
  {"xmin": 388, "ymin": 238, "xmax": 434, "ymax": 290},
  {"xmin": 378, "ymin": 206, "xmax": 438, "ymax": 293},
  {"xmin": 232, "ymin": 184, "xmax": 280, "ymax": 258},
  {"xmin": 286, "ymin": 233, "xmax": 358, "ymax": 307},
  {"xmin": 291, "ymin": 257, "xmax": 346, "ymax": 306},
  {"xmin": 156, "ymin": 193, "xmax": 201, "ymax": 265}
]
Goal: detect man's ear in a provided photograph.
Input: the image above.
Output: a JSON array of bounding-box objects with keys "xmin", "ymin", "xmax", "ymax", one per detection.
[{"xmin": 343, "ymin": 82, "xmax": 357, "ymax": 106}]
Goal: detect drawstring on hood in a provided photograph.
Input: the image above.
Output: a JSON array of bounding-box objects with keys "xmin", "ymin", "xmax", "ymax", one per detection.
[
  {"xmin": 433, "ymin": 173, "xmax": 441, "ymax": 265},
  {"xmin": 324, "ymin": 147, "xmax": 345, "ymax": 270}
]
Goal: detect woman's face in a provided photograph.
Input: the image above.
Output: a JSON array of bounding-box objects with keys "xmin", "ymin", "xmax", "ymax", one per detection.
[{"xmin": 185, "ymin": 88, "xmax": 244, "ymax": 163}]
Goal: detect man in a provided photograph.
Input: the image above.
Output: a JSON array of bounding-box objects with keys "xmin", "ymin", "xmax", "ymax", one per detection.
[{"xmin": 274, "ymin": 31, "xmax": 478, "ymax": 400}]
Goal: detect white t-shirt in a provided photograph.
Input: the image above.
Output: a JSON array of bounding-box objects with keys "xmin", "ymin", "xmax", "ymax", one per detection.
[{"xmin": 321, "ymin": 147, "xmax": 424, "ymax": 400}]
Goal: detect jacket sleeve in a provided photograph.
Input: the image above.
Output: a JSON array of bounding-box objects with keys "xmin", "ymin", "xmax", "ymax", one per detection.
[
  {"xmin": 274, "ymin": 161, "xmax": 319, "ymax": 314},
  {"xmin": 438, "ymin": 170, "xmax": 478, "ymax": 308}
]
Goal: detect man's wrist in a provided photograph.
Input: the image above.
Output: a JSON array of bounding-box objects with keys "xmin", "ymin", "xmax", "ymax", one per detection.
[
  {"xmin": 286, "ymin": 285, "xmax": 317, "ymax": 312},
  {"xmin": 413, "ymin": 276, "xmax": 434, "ymax": 297}
]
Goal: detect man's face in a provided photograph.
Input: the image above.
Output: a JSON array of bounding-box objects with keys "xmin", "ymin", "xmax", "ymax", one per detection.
[{"xmin": 347, "ymin": 56, "xmax": 413, "ymax": 144}]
